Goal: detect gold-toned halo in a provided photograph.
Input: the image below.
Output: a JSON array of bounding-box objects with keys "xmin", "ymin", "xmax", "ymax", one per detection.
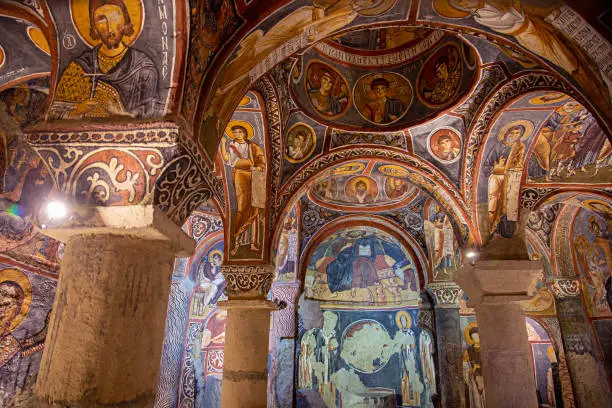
[
  {"xmin": 529, "ymin": 92, "xmax": 569, "ymax": 105},
  {"xmin": 27, "ymin": 26, "xmax": 50, "ymax": 56},
  {"xmin": 497, "ymin": 119, "xmax": 534, "ymax": 142},
  {"xmin": 285, "ymin": 122, "xmax": 316, "ymax": 164},
  {"xmin": 584, "ymin": 199, "xmax": 612, "ymax": 214},
  {"xmin": 464, "ymin": 321, "xmax": 478, "ymax": 345},
  {"xmin": 0, "ymin": 268, "xmax": 32, "ymax": 332},
  {"xmin": 70, "ymin": 0, "xmax": 144, "ymax": 48},
  {"xmin": 208, "ymin": 249, "xmax": 223, "ymax": 264},
  {"xmin": 379, "ymin": 164, "xmax": 410, "ymax": 178},
  {"xmin": 433, "ymin": 0, "xmax": 470, "ymax": 18},
  {"xmin": 334, "ymin": 161, "xmax": 365, "ymax": 175},
  {"xmin": 239, "ymin": 95, "xmax": 251, "ymax": 106},
  {"xmin": 349, "ymin": 176, "xmax": 372, "ymax": 191},
  {"xmin": 0, "ymin": 45, "xmax": 5, "ymax": 69},
  {"xmin": 225, "ymin": 120, "xmax": 254, "ymax": 140},
  {"xmin": 395, "ymin": 310, "xmax": 412, "ymax": 329}
]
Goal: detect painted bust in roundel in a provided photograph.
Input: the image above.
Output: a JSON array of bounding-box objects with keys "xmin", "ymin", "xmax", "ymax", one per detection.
[{"xmin": 53, "ymin": 0, "xmax": 161, "ymax": 119}]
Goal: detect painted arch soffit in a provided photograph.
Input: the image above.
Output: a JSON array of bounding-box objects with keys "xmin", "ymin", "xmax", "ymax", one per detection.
[{"xmin": 192, "ymin": 0, "xmax": 612, "ymax": 162}]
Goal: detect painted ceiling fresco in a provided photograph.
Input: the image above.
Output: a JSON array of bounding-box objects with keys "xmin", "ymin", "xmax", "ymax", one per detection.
[{"xmin": 290, "ymin": 28, "xmax": 477, "ymax": 131}]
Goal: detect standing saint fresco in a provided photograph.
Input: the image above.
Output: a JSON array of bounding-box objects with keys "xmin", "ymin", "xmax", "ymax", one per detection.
[
  {"xmin": 394, "ymin": 311, "xmax": 423, "ymax": 406},
  {"xmin": 463, "ymin": 322, "xmax": 485, "ymax": 408},
  {"xmin": 483, "ymin": 120, "xmax": 532, "ymax": 238},
  {"xmin": 52, "ymin": 0, "xmax": 161, "ymax": 119},
  {"xmin": 220, "ymin": 121, "xmax": 266, "ymax": 255}
]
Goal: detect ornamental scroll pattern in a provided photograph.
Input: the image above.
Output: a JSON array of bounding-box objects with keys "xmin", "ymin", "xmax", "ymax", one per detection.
[
  {"xmin": 26, "ymin": 127, "xmax": 178, "ymax": 206},
  {"xmin": 273, "ymin": 147, "xmax": 472, "ymax": 241},
  {"xmin": 252, "ymin": 76, "xmax": 283, "ymax": 232},
  {"xmin": 551, "ymin": 279, "xmax": 581, "ymax": 298},
  {"xmin": 221, "ymin": 265, "xmax": 274, "ymax": 298},
  {"xmin": 428, "ymin": 282, "xmax": 461, "ymax": 306},
  {"xmin": 462, "ymin": 72, "xmax": 575, "ymax": 210}
]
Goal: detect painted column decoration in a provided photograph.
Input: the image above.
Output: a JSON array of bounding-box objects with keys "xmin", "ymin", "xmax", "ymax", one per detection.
[
  {"xmin": 428, "ymin": 282, "xmax": 464, "ymax": 408},
  {"xmin": 552, "ymin": 278, "xmax": 612, "ymax": 407}
]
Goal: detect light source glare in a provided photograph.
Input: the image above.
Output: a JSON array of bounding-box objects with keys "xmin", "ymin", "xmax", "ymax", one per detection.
[
  {"xmin": 465, "ymin": 250, "xmax": 477, "ymax": 259},
  {"xmin": 46, "ymin": 201, "xmax": 67, "ymax": 220}
]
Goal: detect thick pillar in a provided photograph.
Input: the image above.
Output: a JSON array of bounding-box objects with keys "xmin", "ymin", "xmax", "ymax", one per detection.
[
  {"xmin": 428, "ymin": 282, "xmax": 465, "ymax": 408},
  {"xmin": 219, "ymin": 265, "xmax": 279, "ymax": 408},
  {"xmin": 35, "ymin": 206, "xmax": 195, "ymax": 407},
  {"xmin": 552, "ymin": 278, "xmax": 612, "ymax": 407},
  {"xmin": 456, "ymin": 259, "xmax": 541, "ymax": 408}
]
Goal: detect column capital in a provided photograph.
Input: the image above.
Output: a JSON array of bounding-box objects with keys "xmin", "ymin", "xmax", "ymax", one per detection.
[
  {"xmin": 456, "ymin": 259, "xmax": 542, "ymax": 307},
  {"xmin": 551, "ymin": 278, "xmax": 582, "ymax": 299},
  {"xmin": 221, "ymin": 264, "xmax": 274, "ymax": 299},
  {"xmin": 427, "ymin": 282, "xmax": 461, "ymax": 307},
  {"xmin": 37, "ymin": 204, "xmax": 195, "ymax": 256}
]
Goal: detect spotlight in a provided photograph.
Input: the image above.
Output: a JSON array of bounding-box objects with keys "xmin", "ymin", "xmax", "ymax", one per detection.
[
  {"xmin": 46, "ymin": 201, "xmax": 67, "ymax": 220},
  {"xmin": 465, "ymin": 250, "xmax": 478, "ymax": 259}
]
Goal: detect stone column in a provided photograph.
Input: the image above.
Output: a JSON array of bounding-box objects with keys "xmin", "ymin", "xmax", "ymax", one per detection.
[
  {"xmin": 456, "ymin": 259, "xmax": 541, "ymax": 408},
  {"xmin": 35, "ymin": 205, "xmax": 195, "ymax": 407},
  {"xmin": 219, "ymin": 265, "xmax": 280, "ymax": 408},
  {"xmin": 552, "ymin": 278, "xmax": 612, "ymax": 407},
  {"xmin": 428, "ymin": 282, "xmax": 465, "ymax": 408}
]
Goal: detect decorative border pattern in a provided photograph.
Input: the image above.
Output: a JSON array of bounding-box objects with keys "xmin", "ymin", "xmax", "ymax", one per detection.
[
  {"xmin": 428, "ymin": 282, "xmax": 461, "ymax": 306},
  {"xmin": 221, "ymin": 264, "xmax": 274, "ymax": 298},
  {"xmin": 551, "ymin": 279, "xmax": 581, "ymax": 298},
  {"xmin": 26, "ymin": 124, "xmax": 180, "ymax": 145}
]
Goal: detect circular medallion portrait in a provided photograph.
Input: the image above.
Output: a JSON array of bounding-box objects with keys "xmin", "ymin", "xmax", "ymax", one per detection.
[
  {"xmin": 284, "ymin": 122, "xmax": 316, "ymax": 163},
  {"xmin": 417, "ymin": 43, "xmax": 462, "ymax": 107},
  {"xmin": 353, "ymin": 72, "xmax": 412, "ymax": 125},
  {"xmin": 385, "ymin": 177, "xmax": 415, "ymax": 200},
  {"xmin": 427, "ymin": 127, "xmax": 462, "ymax": 164},
  {"xmin": 305, "ymin": 61, "xmax": 350, "ymax": 118},
  {"xmin": 344, "ymin": 176, "xmax": 378, "ymax": 205}
]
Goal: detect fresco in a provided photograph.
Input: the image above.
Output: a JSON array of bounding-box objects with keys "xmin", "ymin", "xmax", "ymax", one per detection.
[
  {"xmin": 328, "ymin": 27, "xmax": 434, "ymax": 52},
  {"xmin": 571, "ymin": 202, "xmax": 612, "ymax": 317},
  {"xmin": 427, "ymin": 127, "xmax": 461, "ymax": 164},
  {"xmin": 304, "ymin": 225, "xmax": 420, "ymax": 305},
  {"xmin": 353, "ymin": 72, "xmax": 412, "ymax": 125},
  {"xmin": 309, "ymin": 161, "xmax": 417, "ymax": 211},
  {"xmin": 423, "ymin": 199, "xmax": 459, "ymax": 281},
  {"xmin": 420, "ymin": 0, "xmax": 610, "ymax": 110},
  {"xmin": 0, "ymin": 260, "xmax": 56, "ymax": 406},
  {"xmin": 275, "ymin": 204, "xmax": 299, "ymax": 282},
  {"xmin": 48, "ymin": 0, "xmax": 177, "ymax": 119},
  {"xmin": 290, "ymin": 30, "xmax": 477, "ymax": 131},
  {"xmin": 297, "ymin": 308, "xmax": 436, "ymax": 407},
  {"xmin": 417, "ymin": 43, "xmax": 462, "ymax": 107},
  {"xmin": 305, "ymin": 61, "xmax": 350, "ymax": 118},
  {"xmin": 526, "ymin": 100, "xmax": 611, "ymax": 183},
  {"xmin": 218, "ymin": 92, "xmax": 268, "ymax": 260},
  {"xmin": 460, "ymin": 317, "xmax": 485, "ymax": 408},
  {"xmin": 524, "ymin": 238, "xmax": 555, "ymax": 315},
  {"xmin": 526, "ymin": 318, "xmax": 562, "ymax": 407},
  {"xmin": 285, "ymin": 122, "xmax": 317, "ymax": 164},
  {"xmin": 0, "ymin": 17, "xmax": 50, "ymax": 90}
]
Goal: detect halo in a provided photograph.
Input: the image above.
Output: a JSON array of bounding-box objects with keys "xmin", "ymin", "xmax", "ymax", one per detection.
[
  {"xmin": 0, "ymin": 268, "xmax": 32, "ymax": 332},
  {"xmin": 349, "ymin": 176, "xmax": 371, "ymax": 191},
  {"xmin": 208, "ymin": 249, "xmax": 223, "ymax": 264},
  {"xmin": 285, "ymin": 122, "xmax": 316, "ymax": 164},
  {"xmin": 529, "ymin": 92, "xmax": 569, "ymax": 106},
  {"xmin": 0, "ymin": 45, "xmax": 4, "ymax": 70},
  {"xmin": 238, "ymin": 95, "xmax": 251, "ymax": 106},
  {"xmin": 395, "ymin": 310, "xmax": 412, "ymax": 329},
  {"xmin": 584, "ymin": 199, "xmax": 612, "ymax": 214},
  {"xmin": 433, "ymin": 0, "xmax": 470, "ymax": 18},
  {"xmin": 497, "ymin": 120, "xmax": 534, "ymax": 142},
  {"xmin": 27, "ymin": 26, "xmax": 50, "ymax": 56},
  {"xmin": 379, "ymin": 164, "xmax": 410, "ymax": 178},
  {"xmin": 464, "ymin": 321, "xmax": 478, "ymax": 345},
  {"xmin": 70, "ymin": 0, "xmax": 145, "ymax": 48},
  {"xmin": 225, "ymin": 120, "xmax": 254, "ymax": 140},
  {"xmin": 334, "ymin": 162, "xmax": 365, "ymax": 175},
  {"xmin": 427, "ymin": 127, "xmax": 462, "ymax": 164}
]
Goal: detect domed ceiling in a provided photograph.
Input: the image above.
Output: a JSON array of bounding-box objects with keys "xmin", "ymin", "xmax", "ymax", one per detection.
[{"xmin": 290, "ymin": 27, "xmax": 478, "ymax": 131}]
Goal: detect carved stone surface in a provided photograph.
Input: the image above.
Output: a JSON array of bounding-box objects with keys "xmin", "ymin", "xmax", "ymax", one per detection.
[
  {"xmin": 221, "ymin": 264, "xmax": 274, "ymax": 299},
  {"xmin": 270, "ymin": 282, "xmax": 300, "ymax": 338},
  {"xmin": 428, "ymin": 282, "xmax": 461, "ymax": 307}
]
